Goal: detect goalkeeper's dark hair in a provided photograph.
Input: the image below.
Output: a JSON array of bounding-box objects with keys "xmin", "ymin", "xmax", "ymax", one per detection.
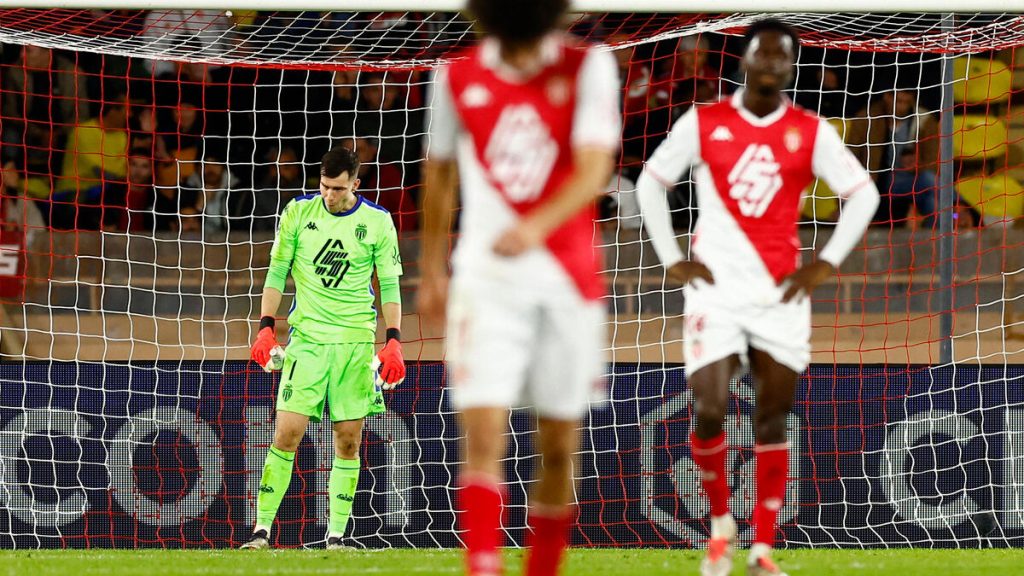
[
  {"xmin": 742, "ymin": 18, "xmax": 801, "ymax": 55},
  {"xmin": 321, "ymin": 145, "xmax": 360, "ymax": 179},
  {"xmin": 467, "ymin": 0, "xmax": 569, "ymax": 48}
]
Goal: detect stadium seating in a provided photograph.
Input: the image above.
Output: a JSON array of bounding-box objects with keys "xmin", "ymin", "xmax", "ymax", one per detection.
[
  {"xmin": 956, "ymin": 172, "xmax": 1024, "ymax": 224},
  {"xmin": 953, "ymin": 113, "xmax": 1010, "ymax": 160},
  {"xmin": 800, "ymin": 118, "xmax": 848, "ymax": 221},
  {"xmin": 953, "ymin": 57, "xmax": 1013, "ymax": 107}
]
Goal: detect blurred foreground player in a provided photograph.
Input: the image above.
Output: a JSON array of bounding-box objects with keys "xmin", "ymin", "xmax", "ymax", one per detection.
[
  {"xmin": 242, "ymin": 146, "xmax": 406, "ymax": 549},
  {"xmin": 636, "ymin": 20, "xmax": 879, "ymax": 576},
  {"xmin": 418, "ymin": 0, "xmax": 620, "ymax": 574}
]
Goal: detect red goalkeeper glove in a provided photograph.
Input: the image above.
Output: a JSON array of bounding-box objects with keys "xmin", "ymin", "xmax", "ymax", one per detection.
[
  {"xmin": 377, "ymin": 336, "xmax": 405, "ymax": 390},
  {"xmin": 251, "ymin": 324, "xmax": 279, "ymax": 369}
]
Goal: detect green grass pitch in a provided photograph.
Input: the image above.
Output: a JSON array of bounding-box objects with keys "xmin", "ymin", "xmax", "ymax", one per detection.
[{"xmin": 1, "ymin": 548, "xmax": 1020, "ymax": 575}]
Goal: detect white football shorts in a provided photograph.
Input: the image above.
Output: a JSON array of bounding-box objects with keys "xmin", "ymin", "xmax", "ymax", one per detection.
[
  {"xmin": 445, "ymin": 277, "xmax": 607, "ymax": 420},
  {"xmin": 683, "ymin": 284, "xmax": 812, "ymax": 377}
]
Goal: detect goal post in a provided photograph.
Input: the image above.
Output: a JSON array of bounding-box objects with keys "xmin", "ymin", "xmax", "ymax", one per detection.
[{"xmin": 0, "ymin": 5, "xmax": 1021, "ymax": 550}]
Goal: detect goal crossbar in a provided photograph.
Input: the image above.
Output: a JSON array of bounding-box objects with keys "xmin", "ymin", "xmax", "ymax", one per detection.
[{"xmin": 2, "ymin": 1, "xmax": 1018, "ymax": 14}]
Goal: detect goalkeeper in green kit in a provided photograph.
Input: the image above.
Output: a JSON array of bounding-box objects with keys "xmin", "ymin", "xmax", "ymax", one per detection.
[{"xmin": 241, "ymin": 145, "xmax": 405, "ymax": 549}]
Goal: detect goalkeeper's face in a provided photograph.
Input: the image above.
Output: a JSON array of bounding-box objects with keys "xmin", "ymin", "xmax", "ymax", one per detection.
[{"xmin": 320, "ymin": 171, "xmax": 360, "ymax": 213}]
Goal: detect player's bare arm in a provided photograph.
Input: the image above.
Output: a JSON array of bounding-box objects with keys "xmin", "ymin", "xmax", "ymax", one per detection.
[
  {"xmin": 419, "ymin": 158, "xmax": 459, "ymax": 326},
  {"xmin": 780, "ymin": 260, "xmax": 835, "ymax": 303},
  {"xmin": 493, "ymin": 146, "xmax": 615, "ymax": 257},
  {"xmin": 666, "ymin": 260, "xmax": 716, "ymax": 286},
  {"xmin": 259, "ymin": 287, "xmax": 283, "ymax": 320},
  {"xmin": 381, "ymin": 301, "xmax": 401, "ymax": 341}
]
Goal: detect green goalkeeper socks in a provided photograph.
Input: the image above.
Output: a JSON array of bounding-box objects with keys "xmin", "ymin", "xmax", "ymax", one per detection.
[
  {"xmin": 255, "ymin": 445, "xmax": 296, "ymax": 529},
  {"xmin": 328, "ymin": 457, "xmax": 361, "ymax": 537}
]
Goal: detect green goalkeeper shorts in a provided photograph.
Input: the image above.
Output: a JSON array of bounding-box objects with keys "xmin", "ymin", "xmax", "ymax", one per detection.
[{"xmin": 275, "ymin": 337, "xmax": 385, "ymax": 423}]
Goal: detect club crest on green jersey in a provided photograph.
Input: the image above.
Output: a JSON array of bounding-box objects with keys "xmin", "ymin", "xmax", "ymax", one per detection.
[{"xmin": 355, "ymin": 223, "xmax": 368, "ymax": 241}]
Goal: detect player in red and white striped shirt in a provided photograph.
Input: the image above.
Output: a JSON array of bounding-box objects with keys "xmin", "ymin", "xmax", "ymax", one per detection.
[
  {"xmin": 637, "ymin": 20, "xmax": 879, "ymax": 576},
  {"xmin": 419, "ymin": 1, "xmax": 620, "ymax": 575}
]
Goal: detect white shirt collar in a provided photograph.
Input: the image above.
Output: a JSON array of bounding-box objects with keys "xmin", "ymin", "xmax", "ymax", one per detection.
[
  {"xmin": 730, "ymin": 88, "xmax": 790, "ymax": 127},
  {"xmin": 479, "ymin": 33, "xmax": 563, "ymax": 83}
]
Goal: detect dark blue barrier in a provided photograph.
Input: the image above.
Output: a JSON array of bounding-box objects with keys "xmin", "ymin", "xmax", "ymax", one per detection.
[{"xmin": 0, "ymin": 363, "xmax": 1022, "ymax": 548}]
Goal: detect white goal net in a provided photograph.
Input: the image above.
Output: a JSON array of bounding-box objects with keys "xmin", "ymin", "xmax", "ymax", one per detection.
[{"xmin": 0, "ymin": 8, "xmax": 1021, "ymax": 549}]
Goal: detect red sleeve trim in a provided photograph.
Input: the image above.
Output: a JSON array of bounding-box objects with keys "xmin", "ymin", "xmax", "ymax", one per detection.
[
  {"xmin": 646, "ymin": 167, "xmax": 675, "ymax": 188},
  {"xmin": 838, "ymin": 178, "xmax": 873, "ymax": 200}
]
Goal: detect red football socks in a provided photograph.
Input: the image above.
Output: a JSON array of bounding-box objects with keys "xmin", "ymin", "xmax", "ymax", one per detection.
[
  {"xmin": 525, "ymin": 505, "xmax": 573, "ymax": 576},
  {"xmin": 459, "ymin": 472, "xmax": 505, "ymax": 576},
  {"xmin": 690, "ymin": 431, "xmax": 731, "ymax": 517},
  {"xmin": 753, "ymin": 443, "xmax": 789, "ymax": 546}
]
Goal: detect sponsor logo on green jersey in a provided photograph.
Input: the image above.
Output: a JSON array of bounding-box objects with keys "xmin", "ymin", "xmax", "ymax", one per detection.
[{"xmin": 313, "ymin": 239, "xmax": 351, "ymax": 288}]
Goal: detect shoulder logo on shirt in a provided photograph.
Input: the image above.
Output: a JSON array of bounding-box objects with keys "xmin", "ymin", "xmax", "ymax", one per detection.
[
  {"xmin": 784, "ymin": 126, "xmax": 802, "ymax": 153},
  {"xmin": 710, "ymin": 126, "xmax": 734, "ymax": 142},
  {"xmin": 355, "ymin": 223, "xmax": 367, "ymax": 242},
  {"xmin": 461, "ymin": 84, "xmax": 492, "ymax": 108},
  {"xmin": 546, "ymin": 76, "xmax": 571, "ymax": 106},
  {"xmin": 313, "ymin": 238, "xmax": 351, "ymax": 288},
  {"xmin": 727, "ymin": 144, "xmax": 782, "ymax": 218},
  {"xmin": 305, "ymin": 221, "xmax": 318, "ymax": 231}
]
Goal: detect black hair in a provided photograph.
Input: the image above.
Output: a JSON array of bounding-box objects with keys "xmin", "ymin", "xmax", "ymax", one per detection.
[
  {"xmin": 467, "ymin": 0, "xmax": 569, "ymax": 47},
  {"xmin": 1, "ymin": 144, "xmax": 25, "ymax": 168},
  {"xmin": 320, "ymin": 145, "xmax": 360, "ymax": 179},
  {"xmin": 742, "ymin": 18, "xmax": 801, "ymax": 55}
]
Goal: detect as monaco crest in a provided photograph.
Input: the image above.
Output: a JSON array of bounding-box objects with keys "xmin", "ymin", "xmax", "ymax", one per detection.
[
  {"xmin": 546, "ymin": 76, "xmax": 570, "ymax": 106},
  {"xmin": 355, "ymin": 223, "xmax": 367, "ymax": 241},
  {"xmin": 784, "ymin": 127, "xmax": 802, "ymax": 153}
]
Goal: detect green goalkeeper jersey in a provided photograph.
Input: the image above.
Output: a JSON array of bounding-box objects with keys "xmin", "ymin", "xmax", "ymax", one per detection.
[{"xmin": 265, "ymin": 193, "xmax": 403, "ymax": 343}]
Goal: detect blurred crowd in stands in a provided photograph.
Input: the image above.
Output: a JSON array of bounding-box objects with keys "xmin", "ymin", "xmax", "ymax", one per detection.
[{"xmin": 0, "ymin": 9, "xmax": 1018, "ymax": 241}]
